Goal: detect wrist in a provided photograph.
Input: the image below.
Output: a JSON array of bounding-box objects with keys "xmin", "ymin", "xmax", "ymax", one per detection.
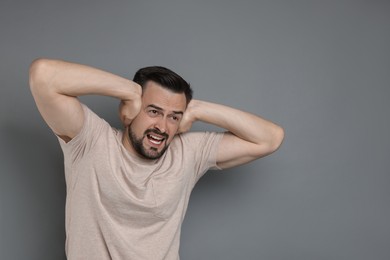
[
  {"xmin": 131, "ymin": 81, "xmax": 142, "ymax": 96},
  {"xmin": 186, "ymin": 99, "xmax": 202, "ymax": 122},
  {"xmin": 123, "ymin": 81, "xmax": 142, "ymax": 101}
]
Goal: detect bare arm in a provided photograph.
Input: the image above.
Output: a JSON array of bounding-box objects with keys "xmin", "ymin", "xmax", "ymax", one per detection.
[
  {"xmin": 29, "ymin": 58, "xmax": 141, "ymax": 141},
  {"xmin": 179, "ymin": 99, "xmax": 284, "ymax": 169}
]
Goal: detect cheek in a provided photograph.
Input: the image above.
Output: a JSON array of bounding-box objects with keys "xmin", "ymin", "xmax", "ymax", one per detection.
[
  {"xmin": 131, "ymin": 120, "xmax": 146, "ymax": 136},
  {"xmin": 132, "ymin": 113, "xmax": 152, "ymax": 131},
  {"xmin": 167, "ymin": 125, "xmax": 180, "ymax": 139}
]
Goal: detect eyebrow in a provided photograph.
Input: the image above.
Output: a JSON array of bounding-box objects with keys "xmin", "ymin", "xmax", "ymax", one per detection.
[{"xmin": 146, "ymin": 104, "xmax": 184, "ymax": 115}]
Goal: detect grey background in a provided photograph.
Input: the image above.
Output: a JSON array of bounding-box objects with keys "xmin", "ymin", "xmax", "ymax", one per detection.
[{"xmin": 1, "ymin": 0, "xmax": 389, "ymax": 259}]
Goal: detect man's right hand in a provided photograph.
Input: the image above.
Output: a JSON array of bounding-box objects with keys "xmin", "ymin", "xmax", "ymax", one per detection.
[{"xmin": 119, "ymin": 95, "xmax": 142, "ymax": 127}]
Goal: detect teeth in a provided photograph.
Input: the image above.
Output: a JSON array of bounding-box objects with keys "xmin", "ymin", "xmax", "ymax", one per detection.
[
  {"xmin": 150, "ymin": 134, "xmax": 163, "ymax": 140},
  {"xmin": 150, "ymin": 139, "xmax": 162, "ymax": 144},
  {"xmin": 147, "ymin": 134, "xmax": 164, "ymax": 145}
]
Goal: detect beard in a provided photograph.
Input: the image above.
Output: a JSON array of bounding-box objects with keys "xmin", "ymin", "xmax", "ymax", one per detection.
[{"xmin": 128, "ymin": 126, "xmax": 170, "ymax": 160}]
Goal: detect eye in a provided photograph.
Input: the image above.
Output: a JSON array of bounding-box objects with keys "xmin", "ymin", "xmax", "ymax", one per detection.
[
  {"xmin": 169, "ymin": 114, "xmax": 181, "ymax": 123},
  {"xmin": 148, "ymin": 109, "xmax": 160, "ymax": 117}
]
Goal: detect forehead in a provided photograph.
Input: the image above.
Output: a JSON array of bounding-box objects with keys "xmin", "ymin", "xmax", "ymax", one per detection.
[{"xmin": 142, "ymin": 81, "xmax": 187, "ymax": 112}]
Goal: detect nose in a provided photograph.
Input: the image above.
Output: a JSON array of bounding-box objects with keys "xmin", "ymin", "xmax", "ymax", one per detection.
[{"xmin": 154, "ymin": 117, "xmax": 167, "ymax": 133}]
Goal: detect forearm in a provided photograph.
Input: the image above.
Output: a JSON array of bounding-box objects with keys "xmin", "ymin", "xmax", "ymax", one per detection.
[
  {"xmin": 188, "ymin": 99, "xmax": 284, "ymax": 151},
  {"xmin": 29, "ymin": 58, "xmax": 141, "ymax": 101},
  {"xmin": 29, "ymin": 58, "xmax": 142, "ymax": 139}
]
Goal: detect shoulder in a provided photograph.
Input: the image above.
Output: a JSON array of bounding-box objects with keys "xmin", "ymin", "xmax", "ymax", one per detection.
[
  {"xmin": 171, "ymin": 131, "xmax": 224, "ymax": 150},
  {"xmin": 58, "ymin": 104, "xmax": 115, "ymax": 149}
]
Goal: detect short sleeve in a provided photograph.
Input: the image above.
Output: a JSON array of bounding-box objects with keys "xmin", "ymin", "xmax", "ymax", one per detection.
[
  {"xmin": 180, "ymin": 131, "xmax": 224, "ymax": 182},
  {"xmin": 57, "ymin": 104, "xmax": 108, "ymax": 165}
]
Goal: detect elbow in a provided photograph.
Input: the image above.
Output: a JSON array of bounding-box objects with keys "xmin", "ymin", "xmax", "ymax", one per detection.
[
  {"xmin": 251, "ymin": 126, "xmax": 285, "ymax": 159},
  {"xmin": 29, "ymin": 58, "xmax": 52, "ymax": 92},
  {"xmin": 263, "ymin": 125, "xmax": 284, "ymax": 156},
  {"xmin": 270, "ymin": 125, "xmax": 285, "ymax": 153}
]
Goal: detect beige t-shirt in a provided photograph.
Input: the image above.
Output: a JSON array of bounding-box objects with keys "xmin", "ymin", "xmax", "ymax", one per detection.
[{"xmin": 57, "ymin": 105, "xmax": 223, "ymax": 260}]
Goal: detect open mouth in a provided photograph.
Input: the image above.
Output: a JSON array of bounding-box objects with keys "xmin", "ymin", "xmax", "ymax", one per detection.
[{"xmin": 146, "ymin": 133, "xmax": 165, "ymax": 145}]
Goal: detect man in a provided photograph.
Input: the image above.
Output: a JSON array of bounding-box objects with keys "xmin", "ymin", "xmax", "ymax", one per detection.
[{"xmin": 29, "ymin": 58, "xmax": 284, "ymax": 260}]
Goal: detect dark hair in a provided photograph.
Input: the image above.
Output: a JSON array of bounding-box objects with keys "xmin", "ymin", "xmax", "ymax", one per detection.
[{"xmin": 133, "ymin": 66, "xmax": 193, "ymax": 104}]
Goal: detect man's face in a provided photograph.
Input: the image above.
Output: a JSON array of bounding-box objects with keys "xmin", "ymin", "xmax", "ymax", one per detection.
[{"xmin": 127, "ymin": 81, "xmax": 187, "ymax": 159}]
